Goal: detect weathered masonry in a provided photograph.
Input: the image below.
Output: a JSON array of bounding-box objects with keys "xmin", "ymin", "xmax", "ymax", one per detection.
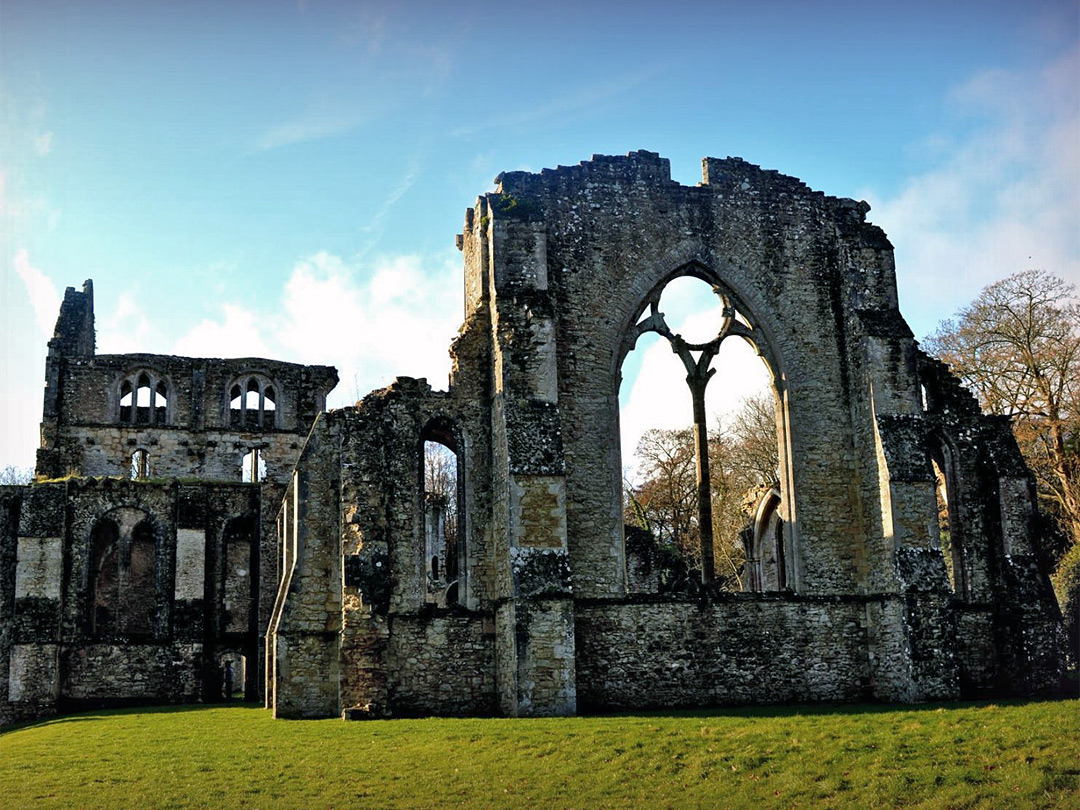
[
  {"xmin": 0, "ymin": 282, "xmax": 336, "ymax": 723},
  {"xmin": 267, "ymin": 151, "xmax": 1063, "ymax": 718},
  {"xmin": 1, "ymin": 151, "xmax": 1065, "ymax": 725}
]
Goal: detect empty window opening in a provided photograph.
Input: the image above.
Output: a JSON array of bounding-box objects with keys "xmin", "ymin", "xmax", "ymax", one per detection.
[
  {"xmin": 117, "ymin": 372, "xmax": 168, "ymax": 425},
  {"xmin": 135, "ymin": 373, "xmax": 152, "ymax": 424},
  {"xmin": 229, "ymin": 376, "xmax": 277, "ymax": 430},
  {"xmin": 131, "ymin": 448, "xmax": 151, "ymax": 479},
  {"xmin": 119, "ymin": 381, "xmax": 133, "ymax": 422},
  {"xmin": 931, "ymin": 452, "xmax": 964, "ymax": 595},
  {"xmin": 155, "ymin": 382, "xmax": 167, "ymax": 423},
  {"xmin": 230, "ymin": 385, "xmax": 243, "ymax": 427},
  {"xmin": 620, "ymin": 271, "xmax": 781, "ymax": 593},
  {"xmin": 241, "ymin": 449, "xmax": 265, "ymax": 483},
  {"xmin": 422, "ymin": 428, "xmax": 461, "ymax": 606}
]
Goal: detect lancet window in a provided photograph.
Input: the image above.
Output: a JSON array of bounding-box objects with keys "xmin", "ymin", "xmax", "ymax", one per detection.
[
  {"xmin": 229, "ymin": 376, "xmax": 278, "ymax": 430},
  {"xmin": 118, "ymin": 371, "xmax": 168, "ymax": 425}
]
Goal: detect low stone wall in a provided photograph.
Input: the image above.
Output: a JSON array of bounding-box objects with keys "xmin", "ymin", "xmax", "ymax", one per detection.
[
  {"xmin": 386, "ymin": 611, "xmax": 496, "ymax": 716},
  {"xmin": 61, "ymin": 642, "xmax": 202, "ymax": 707},
  {"xmin": 574, "ymin": 596, "xmax": 871, "ymax": 711}
]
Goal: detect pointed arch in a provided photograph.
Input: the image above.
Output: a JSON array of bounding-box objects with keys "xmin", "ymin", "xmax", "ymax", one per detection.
[
  {"xmin": 226, "ymin": 373, "xmax": 279, "ymax": 430},
  {"xmin": 616, "ymin": 260, "xmax": 798, "ymax": 592},
  {"xmin": 419, "ymin": 416, "xmax": 465, "ymax": 606}
]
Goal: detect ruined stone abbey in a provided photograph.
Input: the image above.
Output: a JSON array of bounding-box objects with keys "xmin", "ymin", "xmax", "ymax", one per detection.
[{"xmin": 0, "ymin": 151, "xmax": 1065, "ymax": 724}]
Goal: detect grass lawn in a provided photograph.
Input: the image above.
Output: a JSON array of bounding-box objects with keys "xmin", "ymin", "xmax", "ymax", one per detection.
[{"xmin": 1, "ymin": 700, "xmax": 1077, "ymax": 809}]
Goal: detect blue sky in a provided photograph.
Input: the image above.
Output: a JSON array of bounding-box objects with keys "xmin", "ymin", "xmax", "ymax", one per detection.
[{"xmin": 2, "ymin": 0, "xmax": 1078, "ymax": 471}]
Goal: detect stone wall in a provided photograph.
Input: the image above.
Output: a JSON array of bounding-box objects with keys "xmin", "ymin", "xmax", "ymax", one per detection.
[
  {"xmin": 35, "ymin": 281, "xmax": 336, "ymax": 484},
  {"xmin": 385, "ymin": 611, "xmax": 496, "ymax": 716},
  {"xmin": 575, "ymin": 596, "xmax": 870, "ymax": 710},
  {"xmin": 8, "ymin": 151, "xmax": 1064, "ymax": 724},
  {"xmin": 0, "ymin": 477, "xmax": 270, "ymax": 724}
]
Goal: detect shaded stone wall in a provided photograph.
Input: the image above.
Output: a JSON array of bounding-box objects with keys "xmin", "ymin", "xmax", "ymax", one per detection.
[{"xmin": 0, "ymin": 477, "xmax": 267, "ymax": 724}]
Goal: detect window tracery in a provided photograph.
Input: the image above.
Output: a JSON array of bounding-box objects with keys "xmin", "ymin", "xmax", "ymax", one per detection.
[
  {"xmin": 229, "ymin": 375, "xmax": 278, "ymax": 430},
  {"xmin": 117, "ymin": 370, "xmax": 168, "ymax": 425}
]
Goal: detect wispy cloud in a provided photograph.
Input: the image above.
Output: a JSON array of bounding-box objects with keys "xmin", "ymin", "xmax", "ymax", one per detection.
[
  {"xmin": 864, "ymin": 45, "xmax": 1080, "ymax": 339},
  {"xmin": 256, "ymin": 111, "xmax": 368, "ymax": 151},
  {"xmin": 13, "ymin": 248, "xmax": 60, "ymax": 338},
  {"xmin": 357, "ymin": 156, "xmax": 424, "ymax": 247},
  {"xmin": 448, "ymin": 67, "xmax": 661, "ymax": 138}
]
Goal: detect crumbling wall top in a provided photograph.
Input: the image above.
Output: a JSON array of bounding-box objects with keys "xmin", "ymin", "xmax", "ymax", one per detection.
[{"xmin": 48, "ymin": 279, "xmax": 95, "ymax": 358}]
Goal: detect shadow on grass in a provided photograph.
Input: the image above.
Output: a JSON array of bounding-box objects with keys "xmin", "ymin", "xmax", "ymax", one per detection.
[
  {"xmin": 0, "ymin": 702, "xmax": 263, "ymax": 735},
  {"xmin": 3, "ymin": 696, "xmax": 1075, "ymax": 736}
]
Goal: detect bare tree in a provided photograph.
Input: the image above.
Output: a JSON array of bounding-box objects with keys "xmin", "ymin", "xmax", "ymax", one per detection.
[
  {"xmin": 924, "ymin": 270, "xmax": 1080, "ymax": 550},
  {"xmin": 625, "ymin": 393, "xmax": 780, "ymax": 589},
  {"xmin": 628, "ymin": 428, "xmax": 700, "ymax": 569},
  {"xmin": 722, "ymin": 392, "xmax": 780, "ymax": 489},
  {"xmin": 424, "ymin": 441, "xmax": 458, "ymax": 554}
]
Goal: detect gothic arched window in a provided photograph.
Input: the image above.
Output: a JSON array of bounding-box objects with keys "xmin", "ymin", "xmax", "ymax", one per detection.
[
  {"xmin": 117, "ymin": 370, "xmax": 169, "ymax": 425},
  {"xmin": 228, "ymin": 375, "xmax": 278, "ymax": 430}
]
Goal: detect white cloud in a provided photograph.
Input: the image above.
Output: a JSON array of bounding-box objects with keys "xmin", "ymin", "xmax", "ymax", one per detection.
[
  {"xmin": 278, "ymin": 250, "xmax": 463, "ymax": 403},
  {"xmin": 33, "ymin": 132, "xmax": 53, "ymax": 157},
  {"xmin": 864, "ymin": 46, "xmax": 1080, "ymax": 340},
  {"xmin": 256, "ymin": 111, "xmax": 367, "ymax": 151},
  {"xmin": 170, "ymin": 248, "xmax": 464, "ymax": 406},
  {"xmin": 96, "ymin": 291, "xmax": 152, "ymax": 355},
  {"xmin": 13, "ymin": 248, "xmax": 60, "ymax": 338},
  {"xmin": 172, "ymin": 304, "xmax": 272, "ymax": 359}
]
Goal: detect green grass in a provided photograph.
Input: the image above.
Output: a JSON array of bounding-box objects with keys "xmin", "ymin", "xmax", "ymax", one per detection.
[{"xmin": 2, "ymin": 700, "xmax": 1077, "ymax": 809}]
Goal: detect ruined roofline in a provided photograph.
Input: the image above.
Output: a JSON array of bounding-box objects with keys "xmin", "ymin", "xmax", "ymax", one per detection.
[
  {"xmin": 90, "ymin": 351, "xmax": 338, "ymax": 380},
  {"xmin": 492, "ymin": 149, "xmax": 875, "ymax": 225}
]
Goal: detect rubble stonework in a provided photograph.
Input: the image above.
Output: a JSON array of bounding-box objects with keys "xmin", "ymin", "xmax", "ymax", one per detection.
[
  {"xmin": 1, "ymin": 151, "xmax": 1065, "ymax": 725},
  {"xmin": 0, "ymin": 282, "xmax": 337, "ymax": 724}
]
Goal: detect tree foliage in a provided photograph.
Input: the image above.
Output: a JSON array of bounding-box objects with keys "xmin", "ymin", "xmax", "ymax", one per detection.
[
  {"xmin": 625, "ymin": 392, "xmax": 779, "ymax": 589},
  {"xmin": 924, "ymin": 269, "xmax": 1080, "ymax": 555}
]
